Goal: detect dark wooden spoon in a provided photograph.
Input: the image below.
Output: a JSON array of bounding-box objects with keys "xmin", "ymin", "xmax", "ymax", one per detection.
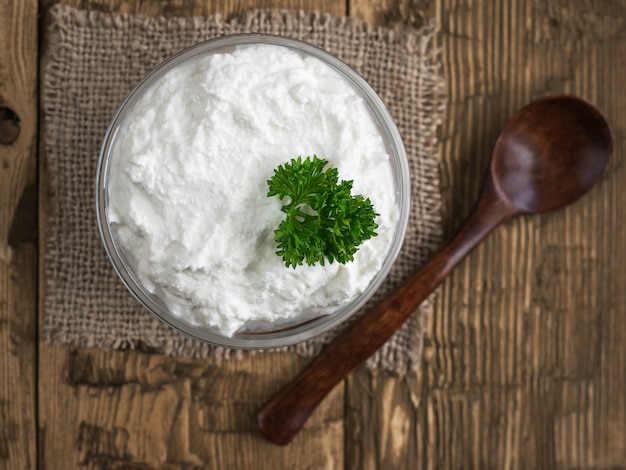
[{"xmin": 257, "ymin": 95, "xmax": 612, "ymax": 445}]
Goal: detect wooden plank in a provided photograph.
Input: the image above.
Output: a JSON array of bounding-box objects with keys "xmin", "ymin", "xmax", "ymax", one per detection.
[
  {"xmin": 43, "ymin": 0, "xmax": 345, "ymax": 17},
  {"xmin": 37, "ymin": 1, "xmax": 348, "ymax": 468},
  {"xmin": 350, "ymin": 0, "xmax": 435, "ymax": 28},
  {"xmin": 0, "ymin": 0, "xmax": 39, "ymax": 469},
  {"xmin": 349, "ymin": 0, "xmax": 626, "ymax": 468},
  {"xmin": 39, "ymin": 345, "xmax": 344, "ymax": 469},
  {"xmin": 345, "ymin": 369, "xmax": 423, "ymax": 470}
]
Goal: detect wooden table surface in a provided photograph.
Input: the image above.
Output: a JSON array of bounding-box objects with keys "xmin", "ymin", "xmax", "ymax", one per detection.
[{"xmin": 1, "ymin": 0, "xmax": 625, "ymax": 468}]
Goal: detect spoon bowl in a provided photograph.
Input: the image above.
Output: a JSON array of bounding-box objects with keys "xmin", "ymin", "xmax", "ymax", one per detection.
[
  {"xmin": 491, "ymin": 96, "xmax": 612, "ymax": 213},
  {"xmin": 257, "ymin": 95, "xmax": 612, "ymax": 445}
]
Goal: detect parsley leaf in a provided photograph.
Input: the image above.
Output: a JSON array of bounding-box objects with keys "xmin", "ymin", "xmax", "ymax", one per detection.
[{"xmin": 267, "ymin": 155, "xmax": 379, "ymax": 268}]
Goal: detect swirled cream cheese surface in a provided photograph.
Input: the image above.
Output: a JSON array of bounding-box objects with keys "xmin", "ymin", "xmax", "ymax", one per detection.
[{"xmin": 107, "ymin": 43, "xmax": 399, "ymax": 335}]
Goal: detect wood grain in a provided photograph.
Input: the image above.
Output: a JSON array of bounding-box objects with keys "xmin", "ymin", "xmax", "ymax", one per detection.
[
  {"xmin": 0, "ymin": 1, "xmax": 38, "ymax": 469},
  {"xmin": 39, "ymin": 345, "xmax": 344, "ymax": 469},
  {"xmin": 42, "ymin": 0, "xmax": 345, "ymax": 18},
  {"xmin": 350, "ymin": 0, "xmax": 626, "ymax": 468},
  {"xmin": 28, "ymin": 0, "xmax": 626, "ymax": 468}
]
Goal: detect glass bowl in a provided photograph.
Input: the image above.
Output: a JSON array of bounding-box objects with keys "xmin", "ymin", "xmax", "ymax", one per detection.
[{"xmin": 96, "ymin": 34, "xmax": 410, "ymax": 349}]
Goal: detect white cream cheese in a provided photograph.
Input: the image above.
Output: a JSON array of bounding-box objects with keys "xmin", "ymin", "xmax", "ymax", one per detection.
[{"xmin": 108, "ymin": 44, "xmax": 399, "ymax": 336}]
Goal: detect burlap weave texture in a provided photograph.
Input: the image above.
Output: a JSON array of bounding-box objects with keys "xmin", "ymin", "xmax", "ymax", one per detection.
[{"xmin": 43, "ymin": 4, "xmax": 445, "ymax": 375}]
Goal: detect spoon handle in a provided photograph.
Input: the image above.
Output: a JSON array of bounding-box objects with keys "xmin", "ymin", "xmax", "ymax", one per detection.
[{"xmin": 258, "ymin": 183, "xmax": 516, "ymax": 445}]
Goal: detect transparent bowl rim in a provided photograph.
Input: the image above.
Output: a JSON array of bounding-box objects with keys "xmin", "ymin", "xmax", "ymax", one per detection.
[{"xmin": 95, "ymin": 33, "xmax": 411, "ymax": 349}]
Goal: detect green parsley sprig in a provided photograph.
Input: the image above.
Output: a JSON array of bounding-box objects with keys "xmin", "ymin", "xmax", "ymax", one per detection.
[{"xmin": 267, "ymin": 155, "xmax": 378, "ymax": 268}]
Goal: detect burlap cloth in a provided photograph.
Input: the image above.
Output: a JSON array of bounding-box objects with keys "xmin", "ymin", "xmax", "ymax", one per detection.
[{"xmin": 42, "ymin": 4, "xmax": 445, "ymax": 375}]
